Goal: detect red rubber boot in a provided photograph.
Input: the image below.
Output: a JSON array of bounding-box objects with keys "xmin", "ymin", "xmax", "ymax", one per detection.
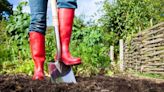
[
  {"xmin": 29, "ymin": 32, "xmax": 45, "ymax": 80},
  {"xmin": 58, "ymin": 8, "xmax": 81, "ymax": 65}
]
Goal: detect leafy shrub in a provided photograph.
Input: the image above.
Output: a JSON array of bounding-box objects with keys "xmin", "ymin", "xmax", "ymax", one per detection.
[
  {"xmin": 98, "ymin": 0, "xmax": 163, "ymax": 58},
  {"xmin": 5, "ymin": 1, "xmax": 30, "ymax": 61},
  {"xmin": 0, "ymin": 19, "xmax": 9, "ymax": 62},
  {"xmin": 1, "ymin": 1, "xmax": 111, "ymax": 76},
  {"xmin": 71, "ymin": 17, "xmax": 110, "ymax": 76},
  {"xmin": 2, "ymin": 0, "xmax": 162, "ymax": 76}
]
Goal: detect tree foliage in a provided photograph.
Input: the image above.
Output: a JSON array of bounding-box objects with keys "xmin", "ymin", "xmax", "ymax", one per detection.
[
  {"xmin": 98, "ymin": 0, "xmax": 163, "ymax": 54},
  {"xmin": 0, "ymin": 0, "xmax": 13, "ymax": 20},
  {"xmin": 5, "ymin": 1, "xmax": 30, "ymax": 61},
  {"xmin": 100, "ymin": 0, "xmax": 164, "ymax": 44}
]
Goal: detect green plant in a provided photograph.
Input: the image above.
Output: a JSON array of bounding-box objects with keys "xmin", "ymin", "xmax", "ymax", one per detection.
[
  {"xmin": 1, "ymin": 0, "xmax": 162, "ymax": 77},
  {"xmin": 0, "ymin": 19, "xmax": 9, "ymax": 62},
  {"xmin": 129, "ymin": 70, "xmax": 164, "ymax": 79},
  {"xmin": 5, "ymin": 1, "xmax": 30, "ymax": 61},
  {"xmin": 0, "ymin": 60, "xmax": 34, "ymax": 75},
  {"xmin": 99, "ymin": 0, "xmax": 163, "ymax": 53},
  {"xmin": 70, "ymin": 17, "xmax": 111, "ymax": 76},
  {"xmin": 0, "ymin": 0, "xmax": 13, "ymax": 20}
]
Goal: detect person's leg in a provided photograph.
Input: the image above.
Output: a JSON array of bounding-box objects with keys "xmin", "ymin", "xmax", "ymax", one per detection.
[
  {"xmin": 29, "ymin": 0, "xmax": 48, "ymax": 35},
  {"xmin": 56, "ymin": 0, "xmax": 81, "ymax": 65},
  {"xmin": 29, "ymin": 0, "xmax": 48, "ymax": 80}
]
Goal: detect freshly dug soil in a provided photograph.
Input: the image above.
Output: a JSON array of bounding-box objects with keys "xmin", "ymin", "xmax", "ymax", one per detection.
[{"xmin": 0, "ymin": 74, "xmax": 164, "ymax": 92}]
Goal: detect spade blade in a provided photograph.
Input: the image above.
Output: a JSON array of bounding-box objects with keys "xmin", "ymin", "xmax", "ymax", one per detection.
[{"xmin": 48, "ymin": 62, "xmax": 76, "ymax": 83}]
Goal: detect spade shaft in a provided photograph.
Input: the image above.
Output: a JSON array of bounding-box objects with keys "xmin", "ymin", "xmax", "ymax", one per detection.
[{"xmin": 51, "ymin": 0, "xmax": 61, "ymax": 63}]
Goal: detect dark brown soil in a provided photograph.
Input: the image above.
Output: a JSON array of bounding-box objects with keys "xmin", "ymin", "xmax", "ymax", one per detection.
[{"xmin": 0, "ymin": 74, "xmax": 164, "ymax": 92}]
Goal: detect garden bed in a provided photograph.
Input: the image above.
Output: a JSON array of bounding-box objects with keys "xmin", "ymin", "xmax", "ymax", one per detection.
[{"xmin": 0, "ymin": 74, "xmax": 164, "ymax": 92}]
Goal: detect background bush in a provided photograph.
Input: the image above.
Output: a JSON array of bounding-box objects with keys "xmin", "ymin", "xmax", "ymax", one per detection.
[{"xmin": 0, "ymin": 0, "xmax": 163, "ymax": 76}]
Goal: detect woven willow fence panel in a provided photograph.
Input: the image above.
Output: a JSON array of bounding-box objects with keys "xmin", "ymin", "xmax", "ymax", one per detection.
[{"xmin": 124, "ymin": 22, "xmax": 164, "ymax": 74}]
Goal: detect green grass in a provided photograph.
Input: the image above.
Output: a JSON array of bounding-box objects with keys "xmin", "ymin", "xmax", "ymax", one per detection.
[
  {"xmin": 0, "ymin": 60, "xmax": 33, "ymax": 75},
  {"xmin": 1, "ymin": 59, "xmax": 164, "ymax": 80},
  {"xmin": 0, "ymin": 59, "xmax": 51, "ymax": 76},
  {"xmin": 128, "ymin": 70, "xmax": 164, "ymax": 79}
]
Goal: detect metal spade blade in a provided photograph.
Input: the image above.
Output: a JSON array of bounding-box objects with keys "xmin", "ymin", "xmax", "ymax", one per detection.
[{"xmin": 48, "ymin": 62, "xmax": 76, "ymax": 83}]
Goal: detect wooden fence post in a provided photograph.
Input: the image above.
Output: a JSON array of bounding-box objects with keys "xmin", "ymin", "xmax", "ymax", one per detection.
[
  {"xmin": 119, "ymin": 39, "xmax": 124, "ymax": 71},
  {"xmin": 110, "ymin": 46, "xmax": 114, "ymax": 62}
]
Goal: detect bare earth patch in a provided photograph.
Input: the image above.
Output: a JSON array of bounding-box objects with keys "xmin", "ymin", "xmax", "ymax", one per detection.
[{"xmin": 0, "ymin": 74, "xmax": 164, "ymax": 92}]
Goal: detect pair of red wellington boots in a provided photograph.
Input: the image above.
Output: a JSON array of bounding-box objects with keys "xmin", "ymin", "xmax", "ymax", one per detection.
[{"xmin": 29, "ymin": 8, "xmax": 81, "ymax": 80}]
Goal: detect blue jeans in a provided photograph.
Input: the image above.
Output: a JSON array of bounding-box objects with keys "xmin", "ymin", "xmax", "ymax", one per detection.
[{"xmin": 29, "ymin": 0, "xmax": 77, "ymax": 35}]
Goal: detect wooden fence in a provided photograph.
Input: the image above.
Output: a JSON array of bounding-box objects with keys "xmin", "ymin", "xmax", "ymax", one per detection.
[{"xmin": 124, "ymin": 22, "xmax": 164, "ymax": 74}]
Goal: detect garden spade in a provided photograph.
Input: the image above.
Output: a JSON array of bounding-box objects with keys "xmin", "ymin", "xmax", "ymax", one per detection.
[{"xmin": 48, "ymin": 0, "xmax": 76, "ymax": 83}]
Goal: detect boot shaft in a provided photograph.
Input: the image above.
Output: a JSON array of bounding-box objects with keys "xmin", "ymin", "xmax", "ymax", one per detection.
[
  {"xmin": 29, "ymin": 31, "xmax": 45, "ymax": 80},
  {"xmin": 29, "ymin": 32, "xmax": 45, "ymax": 63},
  {"xmin": 57, "ymin": 8, "xmax": 81, "ymax": 65},
  {"xmin": 58, "ymin": 8, "xmax": 75, "ymax": 53}
]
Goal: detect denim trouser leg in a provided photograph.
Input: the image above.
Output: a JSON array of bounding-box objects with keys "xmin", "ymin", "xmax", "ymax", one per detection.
[
  {"xmin": 29, "ymin": 0, "xmax": 48, "ymax": 35},
  {"xmin": 29, "ymin": 0, "xmax": 77, "ymax": 35},
  {"xmin": 57, "ymin": 0, "xmax": 77, "ymax": 9}
]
